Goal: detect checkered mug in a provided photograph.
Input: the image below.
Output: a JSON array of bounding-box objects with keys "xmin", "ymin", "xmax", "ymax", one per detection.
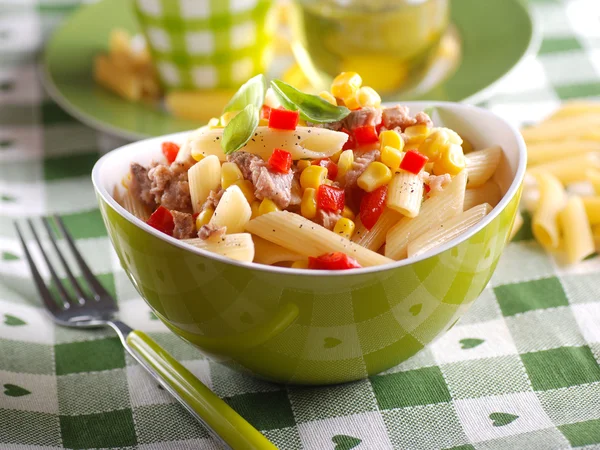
[{"xmin": 133, "ymin": 0, "xmax": 273, "ymax": 90}]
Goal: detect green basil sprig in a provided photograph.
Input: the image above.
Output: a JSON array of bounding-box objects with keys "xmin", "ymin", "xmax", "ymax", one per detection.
[
  {"xmin": 270, "ymin": 79, "xmax": 350, "ymax": 124},
  {"xmin": 222, "ymin": 104, "xmax": 259, "ymax": 155},
  {"xmin": 223, "ymin": 74, "xmax": 267, "ymax": 113}
]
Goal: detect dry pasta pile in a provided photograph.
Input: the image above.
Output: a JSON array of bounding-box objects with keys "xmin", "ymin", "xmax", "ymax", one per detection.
[
  {"xmin": 516, "ymin": 101, "xmax": 600, "ymax": 264},
  {"xmin": 115, "ymin": 72, "xmax": 504, "ymax": 271}
]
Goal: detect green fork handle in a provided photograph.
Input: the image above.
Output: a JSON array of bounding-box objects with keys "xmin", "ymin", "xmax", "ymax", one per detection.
[{"xmin": 125, "ymin": 330, "xmax": 277, "ymax": 450}]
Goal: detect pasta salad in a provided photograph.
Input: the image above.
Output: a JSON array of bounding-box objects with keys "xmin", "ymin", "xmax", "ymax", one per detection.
[{"xmin": 115, "ymin": 72, "xmax": 504, "ymax": 270}]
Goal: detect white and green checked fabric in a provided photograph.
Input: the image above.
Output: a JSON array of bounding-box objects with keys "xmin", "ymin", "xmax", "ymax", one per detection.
[
  {"xmin": 134, "ymin": 0, "xmax": 272, "ymax": 89},
  {"xmin": 1, "ymin": 0, "xmax": 600, "ymax": 449}
]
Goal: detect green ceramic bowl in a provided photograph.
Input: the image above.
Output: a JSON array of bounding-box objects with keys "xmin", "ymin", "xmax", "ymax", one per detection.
[{"xmin": 92, "ymin": 102, "xmax": 526, "ymax": 385}]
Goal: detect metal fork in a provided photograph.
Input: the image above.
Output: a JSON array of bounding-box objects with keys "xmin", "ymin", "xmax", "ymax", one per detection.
[{"xmin": 14, "ymin": 216, "xmax": 276, "ymax": 450}]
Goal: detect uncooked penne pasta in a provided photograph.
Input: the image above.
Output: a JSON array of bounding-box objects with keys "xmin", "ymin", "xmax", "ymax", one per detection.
[
  {"xmin": 351, "ymin": 208, "xmax": 402, "ymax": 251},
  {"xmin": 387, "ymin": 171, "xmax": 424, "ymax": 218},
  {"xmin": 466, "ymin": 146, "xmax": 502, "ymax": 188},
  {"xmin": 521, "ymin": 114, "xmax": 600, "ymax": 143},
  {"xmin": 184, "ymin": 234, "xmax": 255, "ymax": 262},
  {"xmin": 582, "ymin": 197, "xmax": 600, "ymax": 225},
  {"xmin": 586, "ymin": 169, "xmax": 600, "ymax": 195},
  {"xmin": 407, "ymin": 203, "xmax": 492, "ymax": 257},
  {"xmin": 463, "ymin": 181, "xmax": 502, "ymax": 211},
  {"xmin": 94, "ymin": 54, "xmax": 142, "ymax": 101},
  {"xmin": 547, "ymin": 101, "xmax": 600, "ymax": 121},
  {"xmin": 209, "ymin": 185, "xmax": 251, "ymax": 233},
  {"xmin": 509, "ymin": 210, "xmax": 524, "ymax": 242},
  {"xmin": 528, "ymin": 153, "xmax": 600, "ymax": 185},
  {"xmin": 531, "ymin": 172, "xmax": 566, "ymax": 250},
  {"xmin": 245, "ymin": 211, "xmax": 393, "ymax": 267},
  {"xmin": 252, "ymin": 235, "xmax": 305, "ymax": 265},
  {"xmin": 385, "ymin": 170, "xmax": 467, "ymax": 260},
  {"xmin": 188, "ymin": 155, "xmax": 221, "ymax": 214},
  {"xmin": 558, "ymin": 196, "xmax": 595, "ymax": 264},
  {"xmin": 527, "ymin": 141, "xmax": 600, "ymax": 166}
]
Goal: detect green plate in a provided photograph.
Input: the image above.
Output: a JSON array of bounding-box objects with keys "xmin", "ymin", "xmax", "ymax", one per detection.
[{"xmin": 42, "ymin": 0, "xmax": 538, "ymax": 141}]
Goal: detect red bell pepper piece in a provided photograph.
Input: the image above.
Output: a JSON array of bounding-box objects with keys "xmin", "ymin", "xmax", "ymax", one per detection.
[
  {"xmin": 317, "ymin": 184, "xmax": 345, "ymax": 212},
  {"xmin": 376, "ymin": 122, "xmax": 385, "ymax": 135},
  {"xmin": 308, "ymin": 252, "xmax": 362, "ymax": 270},
  {"xmin": 161, "ymin": 141, "xmax": 180, "ymax": 164},
  {"xmin": 341, "ymin": 128, "xmax": 356, "ymax": 150},
  {"xmin": 268, "ymin": 108, "xmax": 299, "ymax": 130},
  {"xmin": 353, "ymin": 125, "xmax": 379, "ymax": 145},
  {"xmin": 400, "ymin": 149, "xmax": 429, "ymax": 174},
  {"xmin": 312, "ymin": 158, "xmax": 338, "ymax": 180},
  {"xmin": 147, "ymin": 206, "xmax": 175, "ymax": 236},
  {"xmin": 268, "ymin": 148, "xmax": 292, "ymax": 173},
  {"xmin": 261, "ymin": 105, "xmax": 272, "ymax": 120},
  {"xmin": 359, "ymin": 185, "xmax": 387, "ymax": 230}
]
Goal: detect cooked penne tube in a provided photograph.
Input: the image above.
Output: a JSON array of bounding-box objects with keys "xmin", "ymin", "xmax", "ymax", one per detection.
[
  {"xmin": 527, "ymin": 141, "xmax": 600, "ymax": 166},
  {"xmin": 184, "ymin": 234, "xmax": 255, "ymax": 262},
  {"xmin": 466, "ymin": 146, "xmax": 502, "ymax": 188},
  {"xmin": 245, "ymin": 211, "xmax": 392, "ymax": 267},
  {"xmin": 188, "ymin": 155, "xmax": 221, "ymax": 214},
  {"xmin": 94, "ymin": 54, "xmax": 142, "ymax": 101},
  {"xmin": 547, "ymin": 101, "xmax": 600, "ymax": 121},
  {"xmin": 582, "ymin": 197, "xmax": 600, "ymax": 225},
  {"xmin": 509, "ymin": 210, "xmax": 524, "ymax": 242},
  {"xmin": 122, "ymin": 188, "xmax": 151, "ymax": 221},
  {"xmin": 531, "ymin": 172, "xmax": 566, "ymax": 250},
  {"xmin": 351, "ymin": 208, "xmax": 403, "ymax": 251},
  {"xmin": 521, "ymin": 114, "xmax": 600, "ymax": 143},
  {"xmin": 407, "ymin": 203, "xmax": 492, "ymax": 257},
  {"xmin": 188, "ymin": 126, "xmax": 348, "ymax": 161},
  {"xmin": 463, "ymin": 181, "xmax": 502, "ymax": 211},
  {"xmin": 528, "ymin": 153, "xmax": 600, "ymax": 185},
  {"xmin": 587, "ymin": 169, "xmax": 600, "ymax": 195},
  {"xmin": 252, "ymin": 235, "xmax": 305, "ymax": 265},
  {"xmin": 385, "ymin": 170, "xmax": 467, "ymax": 260},
  {"xmin": 558, "ymin": 196, "xmax": 595, "ymax": 264},
  {"xmin": 209, "ymin": 185, "xmax": 252, "ymax": 233},
  {"xmin": 387, "ymin": 171, "xmax": 424, "ymax": 218}
]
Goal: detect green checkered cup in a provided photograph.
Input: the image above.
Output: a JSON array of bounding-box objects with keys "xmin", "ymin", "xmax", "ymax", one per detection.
[{"xmin": 133, "ymin": 0, "xmax": 274, "ymax": 90}]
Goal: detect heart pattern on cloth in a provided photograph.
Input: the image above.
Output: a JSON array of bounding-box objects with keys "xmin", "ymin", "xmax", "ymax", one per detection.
[
  {"xmin": 3, "ymin": 384, "xmax": 31, "ymax": 397},
  {"xmin": 0, "ymin": 139, "xmax": 13, "ymax": 148},
  {"xmin": 332, "ymin": 434, "xmax": 362, "ymax": 449},
  {"xmin": 460, "ymin": 338, "xmax": 484, "ymax": 349},
  {"xmin": 409, "ymin": 303, "xmax": 422, "ymax": 316},
  {"xmin": 0, "ymin": 194, "xmax": 15, "ymax": 202},
  {"xmin": 489, "ymin": 412, "xmax": 519, "ymax": 427},
  {"xmin": 324, "ymin": 337, "xmax": 342, "ymax": 348},
  {"xmin": 4, "ymin": 314, "xmax": 26, "ymax": 326},
  {"xmin": 1, "ymin": 251, "xmax": 19, "ymax": 261}
]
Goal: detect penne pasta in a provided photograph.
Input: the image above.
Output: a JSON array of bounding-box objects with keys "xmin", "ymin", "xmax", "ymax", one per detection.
[
  {"xmin": 385, "ymin": 170, "xmax": 467, "ymax": 260},
  {"xmin": 122, "ymin": 189, "xmax": 152, "ymax": 222},
  {"xmin": 547, "ymin": 101, "xmax": 600, "ymax": 121},
  {"xmin": 94, "ymin": 54, "xmax": 142, "ymax": 101},
  {"xmin": 463, "ymin": 181, "xmax": 502, "ymax": 211},
  {"xmin": 351, "ymin": 208, "xmax": 403, "ymax": 251},
  {"xmin": 521, "ymin": 114, "xmax": 600, "ymax": 143},
  {"xmin": 558, "ymin": 196, "xmax": 595, "ymax": 264},
  {"xmin": 252, "ymin": 235, "xmax": 305, "ymax": 265},
  {"xmin": 245, "ymin": 211, "xmax": 393, "ymax": 267},
  {"xmin": 209, "ymin": 185, "xmax": 252, "ymax": 233},
  {"xmin": 387, "ymin": 171, "xmax": 424, "ymax": 218},
  {"xmin": 531, "ymin": 172, "xmax": 566, "ymax": 250},
  {"xmin": 184, "ymin": 234, "xmax": 255, "ymax": 262},
  {"xmin": 527, "ymin": 140, "xmax": 600, "ymax": 166},
  {"xmin": 188, "ymin": 155, "xmax": 221, "ymax": 214},
  {"xmin": 593, "ymin": 224, "xmax": 600, "ymax": 251},
  {"xmin": 582, "ymin": 197, "xmax": 600, "ymax": 225},
  {"xmin": 509, "ymin": 210, "xmax": 524, "ymax": 242},
  {"xmin": 586, "ymin": 169, "xmax": 600, "ymax": 195},
  {"xmin": 466, "ymin": 146, "xmax": 502, "ymax": 188},
  {"xmin": 407, "ymin": 203, "xmax": 492, "ymax": 257},
  {"xmin": 528, "ymin": 153, "xmax": 600, "ymax": 185}
]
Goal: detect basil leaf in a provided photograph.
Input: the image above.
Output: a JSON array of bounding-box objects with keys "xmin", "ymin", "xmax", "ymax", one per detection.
[
  {"xmin": 223, "ymin": 74, "xmax": 267, "ymax": 113},
  {"xmin": 221, "ymin": 104, "xmax": 259, "ymax": 155},
  {"xmin": 270, "ymin": 79, "xmax": 351, "ymax": 123}
]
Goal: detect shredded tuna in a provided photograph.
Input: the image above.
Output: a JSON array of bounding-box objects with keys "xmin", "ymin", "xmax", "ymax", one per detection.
[
  {"xmin": 415, "ymin": 111, "xmax": 433, "ymax": 128},
  {"xmin": 171, "ymin": 211, "xmax": 196, "ymax": 239},
  {"xmin": 343, "ymin": 149, "xmax": 380, "ymax": 191},
  {"xmin": 314, "ymin": 209, "xmax": 343, "ymax": 231},
  {"xmin": 198, "ymin": 223, "xmax": 227, "ymax": 240},
  {"xmin": 311, "ymin": 106, "xmax": 382, "ymax": 131},
  {"xmin": 202, "ymin": 188, "xmax": 224, "ymax": 212},
  {"xmin": 381, "ymin": 105, "xmax": 433, "ymax": 132},
  {"xmin": 250, "ymin": 159, "xmax": 294, "ymax": 208},
  {"xmin": 130, "ymin": 163, "xmax": 156, "ymax": 209},
  {"xmin": 290, "ymin": 171, "xmax": 302, "ymax": 206},
  {"xmin": 427, "ymin": 173, "xmax": 452, "ymax": 194},
  {"xmin": 148, "ymin": 163, "xmax": 192, "ymax": 213},
  {"xmin": 227, "ymin": 152, "xmax": 262, "ymax": 180}
]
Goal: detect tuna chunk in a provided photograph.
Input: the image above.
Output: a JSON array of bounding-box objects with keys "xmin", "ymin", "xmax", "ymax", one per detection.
[
  {"xmin": 414, "ymin": 111, "xmax": 433, "ymax": 128},
  {"xmin": 171, "ymin": 210, "xmax": 196, "ymax": 239},
  {"xmin": 130, "ymin": 163, "xmax": 156, "ymax": 209},
  {"xmin": 202, "ymin": 188, "xmax": 224, "ymax": 212},
  {"xmin": 148, "ymin": 163, "xmax": 192, "ymax": 213},
  {"xmin": 227, "ymin": 152, "xmax": 262, "ymax": 181},
  {"xmin": 198, "ymin": 223, "xmax": 227, "ymax": 240},
  {"xmin": 250, "ymin": 159, "xmax": 294, "ymax": 209},
  {"xmin": 290, "ymin": 171, "xmax": 302, "ymax": 206},
  {"xmin": 311, "ymin": 106, "xmax": 382, "ymax": 132},
  {"xmin": 314, "ymin": 209, "xmax": 343, "ymax": 231},
  {"xmin": 341, "ymin": 149, "xmax": 380, "ymax": 209}
]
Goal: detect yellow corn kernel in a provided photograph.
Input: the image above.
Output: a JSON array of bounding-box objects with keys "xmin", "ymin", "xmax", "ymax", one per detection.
[
  {"xmin": 259, "ymin": 118, "xmax": 269, "ymax": 127},
  {"xmin": 296, "ymin": 160, "xmax": 311, "ymax": 172},
  {"xmin": 433, "ymin": 144, "xmax": 466, "ymax": 176},
  {"xmin": 331, "ymin": 72, "xmax": 362, "ymax": 99},
  {"xmin": 250, "ymin": 201, "xmax": 261, "ymax": 219},
  {"xmin": 343, "ymin": 92, "xmax": 361, "ymax": 111},
  {"xmin": 342, "ymin": 205, "xmax": 355, "ymax": 220},
  {"xmin": 208, "ymin": 117, "xmax": 221, "ymax": 128},
  {"xmin": 191, "ymin": 151, "xmax": 205, "ymax": 162},
  {"xmin": 419, "ymin": 129, "xmax": 449, "ymax": 161},
  {"xmin": 379, "ymin": 130, "xmax": 403, "ymax": 151},
  {"xmin": 291, "ymin": 260, "xmax": 309, "ymax": 269},
  {"xmin": 220, "ymin": 111, "xmax": 238, "ymax": 127},
  {"xmin": 301, "ymin": 188, "xmax": 317, "ymax": 219},
  {"xmin": 404, "ymin": 125, "xmax": 431, "ymax": 146},
  {"xmin": 195, "ymin": 208, "xmax": 214, "ymax": 229},
  {"xmin": 330, "ymin": 150, "xmax": 342, "ymax": 163},
  {"xmin": 258, "ymin": 198, "xmax": 280, "ymax": 216},
  {"xmin": 333, "ymin": 218, "xmax": 356, "ymax": 239},
  {"xmin": 461, "ymin": 137, "xmax": 474, "ymax": 153},
  {"xmin": 234, "ymin": 180, "xmax": 255, "ymax": 204},
  {"xmin": 318, "ymin": 91, "xmax": 337, "ymax": 105},
  {"xmin": 381, "ymin": 146, "xmax": 404, "ymax": 171},
  {"xmin": 438, "ymin": 127, "xmax": 463, "ymax": 145},
  {"xmin": 300, "ymin": 165, "xmax": 328, "ymax": 190},
  {"xmin": 357, "ymin": 161, "xmax": 393, "ymax": 192},
  {"xmin": 336, "ymin": 150, "xmax": 354, "ymax": 181},
  {"xmin": 357, "ymin": 86, "xmax": 381, "ymax": 108},
  {"xmin": 221, "ymin": 162, "xmax": 243, "ymax": 189}
]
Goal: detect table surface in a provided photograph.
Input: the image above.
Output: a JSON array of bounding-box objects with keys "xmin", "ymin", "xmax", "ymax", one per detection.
[{"xmin": 1, "ymin": 1, "xmax": 600, "ymax": 449}]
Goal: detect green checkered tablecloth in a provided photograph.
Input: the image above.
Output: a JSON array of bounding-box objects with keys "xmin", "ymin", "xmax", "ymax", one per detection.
[{"xmin": 1, "ymin": 0, "xmax": 600, "ymax": 449}]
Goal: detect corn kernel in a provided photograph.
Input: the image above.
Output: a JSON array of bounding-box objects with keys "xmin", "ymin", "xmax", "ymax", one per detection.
[
  {"xmin": 343, "ymin": 93, "xmax": 361, "ymax": 110},
  {"xmin": 296, "ymin": 160, "xmax": 311, "ymax": 172},
  {"xmin": 318, "ymin": 91, "xmax": 337, "ymax": 105},
  {"xmin": 336, "ymin": 150, "xmax": 354, "ymax": 182},
  {"xmin": 208, "ymin": 117, "xmax": 220, "ymax": 128},
  {"xmin": 258, "ymin": 198, "xmax": 280, "ymax": 216},
  {"xmin": 301, "ymin": 188, "xmax": 317, "ymax": 219},
  {"xmin": 333, "ymin": 217, "xmax": 356, "ymax": 239},
  {"xmin": 331, "ymin": 72, "xmax": 362, "ymax": 99},
  {"xmin": 381, "ymin": 146, "xmax": 404, "ymax": 171},
  {"xmin": 234, "ymin": 180, "xmax": 255, "ymax": 204},
  {"xmin": 330, "ymin": 150, "xmax": 342, "ymax": 163},
  {"xmin": 259, "ymin": 118, "xmax": 269, "ymax": 127},
  {"xmin": 291, "ymin": 260, "xmax": 309, "ymax": 269},
  {"xmin": 433, "ymin": 144, "xmax": 466, "ymax": 176},
  {"xmin": 342, "ymin": 205, "xmax": 355, "ymax": 220},
  {"xmin": 357, "ymin": 162, "xmax": 393, "ymax": 192},
  {"xmin": 404, "ymin": 125, "xmax": 430, "ymax": 146},
  {"xmin": 221, "ymin": 162, "xmax": 243, "ymax": 189},
  {"xmin": 438, "ymin": 127, "xmax": 463, "ymax": 145},
  {"xmin": 419, "ymin": 129, "xmax": 449, "ymax": 161},
  {"xmin": 220, "ymin": 111, "xmax": 238, "ymax": 127},
  {"xmin": 300, "ymin": 165, "xmax": 328, "ymax": 190},
  {"xmin": 357, "ymin": 86, "xmax": 381, "ymax": 108},
  {"xmin": 461, "ymin": 137, "xmax": 474, "ymax": 153},
  {"xmin": 195, "ymin": 208, "xmax": 214, "ymax": 229},
  {"xmin": 379, "ymin": 130, "xmax": 403, "ymax": 151},
  {"xmin": 250, "ymin": 201, "xmax": 261, "ymax": 219},
  {"xmin": 191, "ymin": 147, "xmax": 206, "ymax": 162}
]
